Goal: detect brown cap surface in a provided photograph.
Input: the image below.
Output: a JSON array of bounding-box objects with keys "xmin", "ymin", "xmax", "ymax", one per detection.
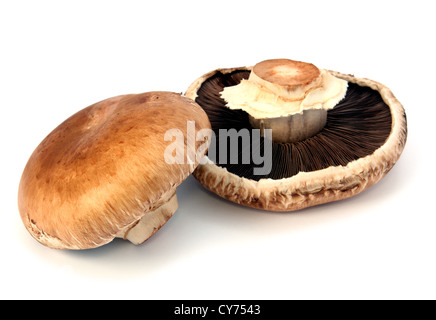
[{"xmin": 18, "ymin": 92, "xmax": 211, "ymax": 249}]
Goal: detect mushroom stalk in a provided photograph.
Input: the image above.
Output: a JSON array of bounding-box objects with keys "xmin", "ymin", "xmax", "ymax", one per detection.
[
  {"xmin": 220, "ymin": 59, "xmax": 348, "ymax": 143},
  {"xmin": 117, "ymin": 191, "xmax": 178, "ymax": 245},
  {"xmin": 249, "ymin": 110, "xmax": 327, "ymax": 143}
]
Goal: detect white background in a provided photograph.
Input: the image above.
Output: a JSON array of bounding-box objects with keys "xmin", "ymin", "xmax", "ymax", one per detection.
[{"xmin": 1, "ymin": 0, "xmax": 435, "ymax": 300}]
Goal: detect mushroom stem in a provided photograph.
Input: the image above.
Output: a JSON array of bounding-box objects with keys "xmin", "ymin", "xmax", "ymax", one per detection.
[
  {"xmin": 249, "ymin": 110, "xmax": 327, "ymax": 143},
  {"xmin": 220, "ymin": 59, "xmax": 347, "ymax": 143},
  {"xmin": 118, "ymin": 192, "xmax": 178, "ymax": 245},
  {"xmin": 248, "ymin": 59, "xmax": 328, "ymax": 143}
]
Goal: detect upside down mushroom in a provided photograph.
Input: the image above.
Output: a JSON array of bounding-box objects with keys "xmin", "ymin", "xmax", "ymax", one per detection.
[{"xmin": 185, "ymin": 58, "xmax": 407, "ymax": 211}]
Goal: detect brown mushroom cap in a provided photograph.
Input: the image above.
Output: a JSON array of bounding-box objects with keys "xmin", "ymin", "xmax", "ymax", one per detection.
[
  {"xmin": 185, "ymin": 63, "xmax": 407, "ymax": 212},
  {"xmin": 18, "ymin": 92, "xmax": 211, "ymax": 249}
]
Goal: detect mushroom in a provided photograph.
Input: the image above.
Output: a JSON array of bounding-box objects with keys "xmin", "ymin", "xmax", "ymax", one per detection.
[
  {"xmin": 18, "ymin": 92, "xmax": 211, "ymax": 249},
  {"xmin": 185, "ymin": 59, "xmax": 407, "ymax": 211}
]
